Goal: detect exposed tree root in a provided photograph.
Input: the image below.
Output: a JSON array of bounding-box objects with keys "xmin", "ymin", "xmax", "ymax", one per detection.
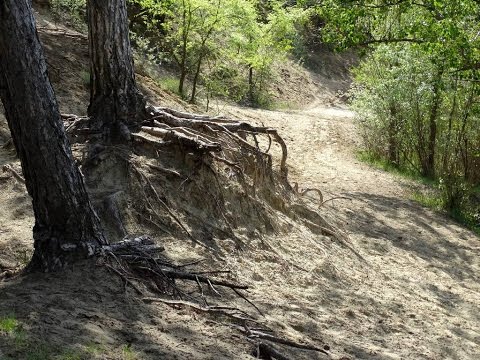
[
  {"xmin": 229, "ymin": 323, "xmax": 330, "ymax": 359},
  {"xmin": 2, "ymin": 164, "xmax": 25, "ymax": 184},
  {"xmin": 141, "ymin": 105, "xmax": 289, "ymax": 181},
  {"xmin": 0, "ymin": 267, "xmax": 19, "ymax": 281},
  {"xmin": 245, "ymin": 327, "xmax": 329, "ymax": 354},
  {"xmin": 61, "ymin": 105, "xmax": 341, "ymax": 358},
  {"xmin": 100, "ymin": 236, "xmax": 251, "ymax": 308},
  {"xmin": 142, "ymin": 297, "xmax": 257, "ymax": 323}
]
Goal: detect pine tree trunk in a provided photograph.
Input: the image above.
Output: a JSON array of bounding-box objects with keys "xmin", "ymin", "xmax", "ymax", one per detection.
[
  {"xmin": 87, "ymin": 0, "xmax": 145, "ymax": 143},
  {"xmin": 0, "ymin": 0, "xmax": 106, "ymax": 272}
]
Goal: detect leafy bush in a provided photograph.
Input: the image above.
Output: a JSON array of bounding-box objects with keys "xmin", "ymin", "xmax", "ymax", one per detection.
[
  {"xmin": 130, "ymin": 0, "xmax": 308, "ymax": 106},
  {"xmin": 352, "ymin": 43, "xmax": 480, "ymax": 226}
]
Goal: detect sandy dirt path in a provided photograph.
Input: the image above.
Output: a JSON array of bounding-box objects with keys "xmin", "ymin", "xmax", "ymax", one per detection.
[
  {"xmin": 1, "ymin": 86, "xmax": 479, "ymax": 359},
  {"xmin": 225, "ymin": 100, "xmax": 480, "ymax": 359}
]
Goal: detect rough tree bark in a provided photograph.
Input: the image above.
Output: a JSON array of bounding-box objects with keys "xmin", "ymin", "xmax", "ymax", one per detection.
[
  {"xmin": 87, "ymin": 0, "xmax": 145, "ymax": 143},
  {"xmin": 0, "ymin": 0, "xmax": 106, "ymax": 272}
]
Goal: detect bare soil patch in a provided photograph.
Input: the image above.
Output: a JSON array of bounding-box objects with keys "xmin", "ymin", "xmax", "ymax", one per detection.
[{"xmin": 223, "ymin": 99, "xmax": 480, "ymax": 359}]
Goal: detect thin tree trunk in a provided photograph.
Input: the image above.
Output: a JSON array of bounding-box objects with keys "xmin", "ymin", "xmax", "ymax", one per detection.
[
  {"xmin": 179, "ymin": 67, "xmax": 187, "ymax": 97},
  {"xmin": 0, "ymin": 0, "xmax": 106, "ymax": 272},
  {"xmin": 387, "ymin": 103, "xmax": 399, "ymax": 166},
  {"xmin": 190, "ymin": 55, "xmax": 203, "ymax": 103},
  {"xmin": 87, "ymin": 0, "xmax": 145, "ymax": 143},
  {"xmin": 423, "ymin": 70, "xmax": 443, "ymax": 178},
  {"xmin": 177, "ymin": 0, "xmax": 192, "ymax": 97},
  {"xmin": 248, "ymin": 65, "xmax": 254, "ymax": 104}
]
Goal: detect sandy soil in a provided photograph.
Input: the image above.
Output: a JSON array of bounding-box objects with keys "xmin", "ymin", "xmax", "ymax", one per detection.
[
  {"xmin": 1, "ymin": 9, "xmax": 479, "ymax": 360},
  {"xmin": 222, "ymin": 100, "xmax": 480, "ymax": 359},
  {"xmin": 2, "ymin": 96, "xmax": 479, "ymax": 359}
]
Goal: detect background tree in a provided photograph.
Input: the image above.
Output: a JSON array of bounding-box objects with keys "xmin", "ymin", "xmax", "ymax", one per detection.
[
  {"xmin": 314, "ymin": 0, "xmax": 480, "ymax": 221},
  {"xmin": 87, "ymin": 0, "xmax": 145, "ymax": 142},
  {"xmin": 131, "ymin": 0, "xmax": 307, "ymax": 106},
  {"xmin": 0, "ymin": 0, "xmax": 106, "ymax": 272}
]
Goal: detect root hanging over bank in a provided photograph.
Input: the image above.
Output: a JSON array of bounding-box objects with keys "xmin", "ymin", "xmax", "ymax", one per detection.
[
  {"xmin": 64, "ymin": 104, "xmax": 341, "ymax": 248},
  {"xmin": 62, "ymin": 104, "xmax": 343, "ymax": 358}
]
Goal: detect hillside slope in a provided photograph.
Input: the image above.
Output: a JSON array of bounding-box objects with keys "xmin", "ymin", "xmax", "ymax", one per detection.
[
  {"xmin": 226, "ymin": 101, "xmax": 480, "ymax": 359},
  {"xmin": 1, "ymin": 7, "xmax": 479, "ymax": 360}
]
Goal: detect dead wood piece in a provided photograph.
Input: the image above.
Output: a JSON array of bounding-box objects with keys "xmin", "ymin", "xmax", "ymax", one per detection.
[{"xmin": 2, "ymin": 164, "xmax": 25, "ymax": 184}]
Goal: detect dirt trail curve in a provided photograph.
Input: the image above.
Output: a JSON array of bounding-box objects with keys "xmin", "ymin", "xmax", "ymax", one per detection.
[{"xmin": 226, "ymin": 99, "xmax": 480, "ymax": 359}]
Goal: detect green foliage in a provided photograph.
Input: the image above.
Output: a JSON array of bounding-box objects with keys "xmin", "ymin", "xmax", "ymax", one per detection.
[
  {"xmin": 79, "ymin": 70, "xmax": 90, "ymax": 87},
  {"xmin": 0, "ymin": 318, "xmax": 134, "ymax": 360},
  {"xmin": 0, "ymin": 314, "xmax": 27, "ymax": 349},
  {"xmin": 0, "ymin": 315, "xmax": 19, "ymax": 333},
  {"xmin": 352, "ymin": 42, "xmax": 480, "ymax": 230},
  {"xmin": 312, "ymin": 0, "xmax": 480, "ymax": 230},
  {"xmin": 357, "ymin": 150, "xmax": 436, "ymax": 186},
  {"xmin": 50, "ymin": 0, "xmax": 87, "ymax": 32},
  {"xmin": 130, "ymin": 0, "xmax": 308, "ymax": 105},
  {"xmin": 121, "ymin": 344, "xmax": 138, "ymax": 360},
  {"xmin": 412, "ymin": 190, "xmax": 444, "ymax": 211},
  {"xmin": 157, "ymin": 76, "xmax": 180, "ymax": 94}
]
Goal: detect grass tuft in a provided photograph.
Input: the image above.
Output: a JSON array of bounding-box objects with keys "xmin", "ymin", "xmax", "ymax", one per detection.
[{"xmin": 0, "ymin": 316, "xmax": 18, "ymax": 334}]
